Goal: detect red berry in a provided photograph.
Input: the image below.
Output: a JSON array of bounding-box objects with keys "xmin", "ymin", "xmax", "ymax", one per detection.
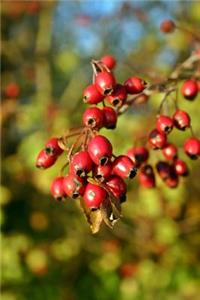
[
  {"xmin": 63, "ymin": 175, "xmax": 86, "ymax": 199},
  {"xmin": 107, "ymin": 84, "xmax": 127, "ymax": 107},
  {"xmin": 184, "ymin": 137, "xmax": 200, "ymax": 159},
  {"xmin": 36, "ymin": 149, "xmax": 57, "ymax": 169},
  {"xmin": 95, "ymin": 71, "xmax": 116, "ymax": 96},
  {"xmin": 148, "ymin": 129, "xmax": 167, "ymax": 149},
  {"xmin": 88, "ymin": 135, "xmax": 113, "ymax": 165},
  {"xmin": 45, "ymin": 137, "xmax": 63, "ymax": 156},
  {"xmin": 83, "ymin": 84, "xmax": 104, "ymax": 104},
  {"xmin": 173, "ymin": 109, "xmax": 191, "ymax": 130},
  {"xmin": 83, "ymin": 183, "xmax": 106, "ymax": 209},
  {"xmin": 106, "ymin": 175, "xmax": 127, "ymax": 203},
  {"xmin": 124, "ymin": 76, "xmax": 147, "ymax": 94},
  {"xmin": 156, "ymin": 115, "xmax": 173, "ymax": 134},
  {"xmin": 100, "ymin": 55, "xmax": 116, "ymax": 70},
  {"xmin": 4, "ymin": 83, "xmax": 20, "ymax": 98},
  {"xmin": 69, "ymin": 151, "xmax": 93, "ymax": 177},
  {"xmin": 93, "ymin": 163, "xmax": 112, "ymax": 182},
  {"xmin": 127, "ymin": 146, "xmax": 149, "ymax": 167},
  {"xmin": 174, "ymin": 159, "xmax": 189, "ymax": 176},
  {"xmin": 82, "ymin": 107, "xmax": 104, "ymax": 129},
  {"xmin": 102, "ymin": 106, "xmax": 117, "ymax": 129},
  {"xmin": 112, "ymin": 155, "xmax": 137, "ymax": 179},
  {"xmin": 156, "ymin": 161, "xmax": 171, "ymax": 180},
  {"xmin": 139, "ymin": 165, "xmax": 156, "ymax": 188},
  {"xmin": 50, "ymin": 177, "xmax": 66, "ymax": 201},
  {"xmin": 162, "ymin": 143, "xmax": 178, "ymax": 160},
  {"xmin": 181, "ymin": 80, "xmax": 198, "ymax": 100},
  {"xmin": 160, "ymin": 19, "xmax": 175, "ymax": 33},
  {"xmin": 165, "ymin": 172, "xmax": 179, "ymax": 188}
]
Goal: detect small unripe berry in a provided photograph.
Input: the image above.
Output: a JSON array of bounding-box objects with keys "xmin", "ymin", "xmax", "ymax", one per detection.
[
  {"xmin": 93, "ymin": 163, "xmax": 112, "ymax": 182},
  {"xmin": 83, "ymin": 183, "xmax": 107, "ymax": 209},
  {"xmin": 69, "ymin": 151, "xmax": 93, "ymax": 177},
  {"xmin": 45, "ymin": 137, "xmax": 63, "ymax": 156},
  {"xmin": 82, "ymin": 107, "xmax": 104, "ymax": 129},
  {"xmin": 100, "ymin": 55, "xmax": 116, "ymax": 70},
  {"xmin": 112, "ymin": 155, "xmax": 137, "ymax": 179},
  {"xmin": 124, "ymin": 76, "xmax": 147, "ymax": 94},
  {"xmin": 127, "ymin": 146, "xmax": 149, "ymax": 167},
  {"xmin": 95, "ymin": 71, "xmax": 116, "ymax": 96},
  {"xmin": 50, "ymin": 177, "xmax": 66, "ymax": 201},
  {"xmin": 160, "ymin": 19, "xmax": 175, "ymax": 33},
  {"xmin": 181, "ymin": 80, "xmax": 198, "ymax": 100},
  {"xmin": 184, "ymin": 137, "xmax": 200, "ymax": 159},
  {"xmin": 88, "ymin": 135, "xmax": 113, "ymax": 165},
  {"xmin": 156, "ymin": 115, "xmax": 173, "ymax": 134},
  {"xmin": 173, "ymin": 109, "xmax": 191, "ymax": 130},
  {"xmin": 148, "ymin": 129, "xmax": 167, "ymax": 149},
  {"xmin": 36, "ymin": 149, "xmax": 57, "ymax": 169},
  {"xmin": 139, "ymin": 165, "xmax": 155, "ymax": 188},
  {"xmin": 174, "ymin": 159, "xmax": 189, "ymax": 176},
  {"xmin": 107, "ymin": 84, "xmax": 127, "ymax": 107},
  {"xmin": 106, "ymin": 175, "xmax": 127, "ymax": 203},
  {"xmin": 102, "ymin": 106, "xmax": 117, "ymax": 129},
  {"xmin": 162, "ymin": 143, "xmax": 178, "ymax": 160},
  {"xmin": 63, "ymin": 175, "xmax": 86, "ymax": 199},
  {"xmin": 83, "ymin": 84, "xmax": 104, "ymax": 104}
]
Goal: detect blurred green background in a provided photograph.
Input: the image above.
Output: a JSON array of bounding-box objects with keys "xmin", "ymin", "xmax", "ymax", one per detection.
[{"xmin": 1, "ymin": 1, "xmax": 200, "ymax": 300}]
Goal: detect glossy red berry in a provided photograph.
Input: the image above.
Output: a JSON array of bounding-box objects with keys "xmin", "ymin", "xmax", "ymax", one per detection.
[
  {"xmin": 50, "ymin": 177, "xmax": 66, "ymax": 201},
  {"xmin": 127, "ymin": 146, "xmax": 149, "ymax": 167},
  {"xmin": 100, "ymin": 55, "xmax": 116, "ymax": 70},
  {"xmin": 93, "ymin": 163, "xmax": 112, "ymax": 182},
  {"xmin": 174, "ymin": 159, "xmax": 189, "ymax": 176},
  {"xmin": 139, "ymin": 165, "xmax": 156, "ymax": 188},
  {"xmin": 82, "ymin": 107, "xmax": 104, "ymax": 129},
  {"xmin": 63, "ymin": 175, "xmax": 86, "ymax": 199},
  {"xmin": 107, "ymin": 84, "xmax": 127, "ymax": 107},
  {"xmin": 181, "ymin": 80, "xmax": 198, "ymax": 100},
  {"xmin": 173, "ymin": 109, "xmax": 191, "ymax": 130},
  {"xmin": 156, "ymin": 115, "xmax": 173, "ymax": 134},
  {"xmin": 165, "ymin": 171, "xmax": 179, "ymax": 188},
  {"xmin": 106, "ymin": 175, "xmax": 127, "ymax": 203},
  {"xmin": 83, "ymin": 183, "xmax": 107, "ymax": 209},
  {"xmin": 95, "ymin": 71, "xmax": 116, "ymax": 96},
  {"xmin": 160, "ymin": 19, "xmax": 175, "ymax": 33},
  {"xmin": 112, "ymin": 155, "xmax": 137, "ymax": 179},
  {"xmin": 4, "ymin": 82, "xmax": 20, "ymax": 98},
  {"xmin": 148, "ymin": 129, "xmax": 167, "ymax": 149},
  {"xmin": 88, "ymin": 135, "xmax": 113, "ymax": 165},
  {"xmin": 102, "ymin": 106, "xmax": 117, "ymax": 129},
  {"xmin": 36, "ymin": 149, "xmax": 57, "ymax": 169},
  {"xmin": 83, "ymin": 84, "xmax": 104, "ymax": 104},
  {"xmin": 162, "ymin": 143, "xmax": 178, "ymax": 160},
  {"xmin": 124, "ymin": 76, "xmax": 147, "ymax": 94},
  {"xmin": 69, "ymin": 151, "xmax": 93, "ymax": 177},
  {"xmin": 45, "ymin": 137, "xmax": 63, "ymax": 156},
  {"xmin": 184, "ymin": 137, "xmax": 200, "ymax": 159},
  {"xmin": 156, "ymin": 161, "xmax": 171, "ymax": 180}
]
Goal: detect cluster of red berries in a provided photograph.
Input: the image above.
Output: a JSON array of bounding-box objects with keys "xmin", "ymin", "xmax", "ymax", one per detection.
[{"xmin": 36, "ymin": 55, "xmax": 148, "ymax": 230}]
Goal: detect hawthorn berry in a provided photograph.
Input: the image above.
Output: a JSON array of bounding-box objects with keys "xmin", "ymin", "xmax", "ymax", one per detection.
[
  {"xmin": 106, "ymin": 175, "xmax": 127, "ymax": 203},
  {"xmin": 50, "ymin": 176, "xmax": 66, "ymax": 201},
  {"xmin": 82, "ymin": 107, "xmax": 104, "ymax": 129},
  {"xmin": 148, "ymin": 129, "xmax": 167, "ymax": 149},
  {"xmin": 69, "ymin": 151, "xmax": 93, "ymax": 177},
  {"xmin": 156, "ymin": 115, "xmax": 173, "ymax": 134},
  {"xmin": 88, "ymin": 135, "xmax": 113, "ymax": 165},
  {"xmin": 83, "ymin": 183, "xmax": 107, "ymax": 209},
  {"xmin": 160, "ymin": 19, "xmax": 175, "ymax": 33},
  {"xmin": 181, "ymin": 80, "xmax": 198, "ymax": 100},
  {"xmin": 162, "ymin": 143, "xmax": 178, "ymax": 160},
  {"xmin": 173, "ymin": 109, "xmax": 191, "ymax": 130},
  {"xmin": 139, "ymin": 165, "xmax": 156, "ymax": 188},
  {"xmin": 100, "ymin": 54, "xmax": 116, "ymax": 70},
  {"xmin": 83, "ymin": 84, "xmax": 104, "ymax": 104},
  {"xmin": 127, "ymin": 146, "xmax": 149, "ymax": 167},
  {"xmin": 102, "ymin": 106, "xmax": 117, "ymax": 129},
  {"xmin": 184, "ymin": 137, "xmax": 200, "ymax": 159},
  {"xmin": 93, "ymin": 163, "xmax": 112, "ymax": 182},
  {"xmin": 107, "ymin": 84, "xmax": 127, "ymax": 107},
  {"xmin": 112, "ymin": 155, "xmax": 137, "ymax": 179},
  {"xmin": 45, "ymin": 137, "xmax": 63, "ymax": 156},
  {"xmin": 156, "ymin": 161, "xmax": 171, "ymax": 180},
  {"xmin": 174, "ymin": 159, "xmax": 189, "ymax": 176},
  {"xmin": 63, "ymin": 175, "xmax": 86, "ymax": 199},
  {"xmin": 95, "ymin": 71, "xmax": 116, "ymax": 96},
  {"xmin": 4, "ymin": 82, "xmax": 20, "ymax": 98},
  {"xmin": 165, "ymin": 172, "xmax": 179, "ymax": 188},
  {"xmin": 36, "ymin": 149, "xmax": 57, "ymax": 169},
  {"xmin": 124, "ymin": 76, "xmax": 147, "ymax": 94}
]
